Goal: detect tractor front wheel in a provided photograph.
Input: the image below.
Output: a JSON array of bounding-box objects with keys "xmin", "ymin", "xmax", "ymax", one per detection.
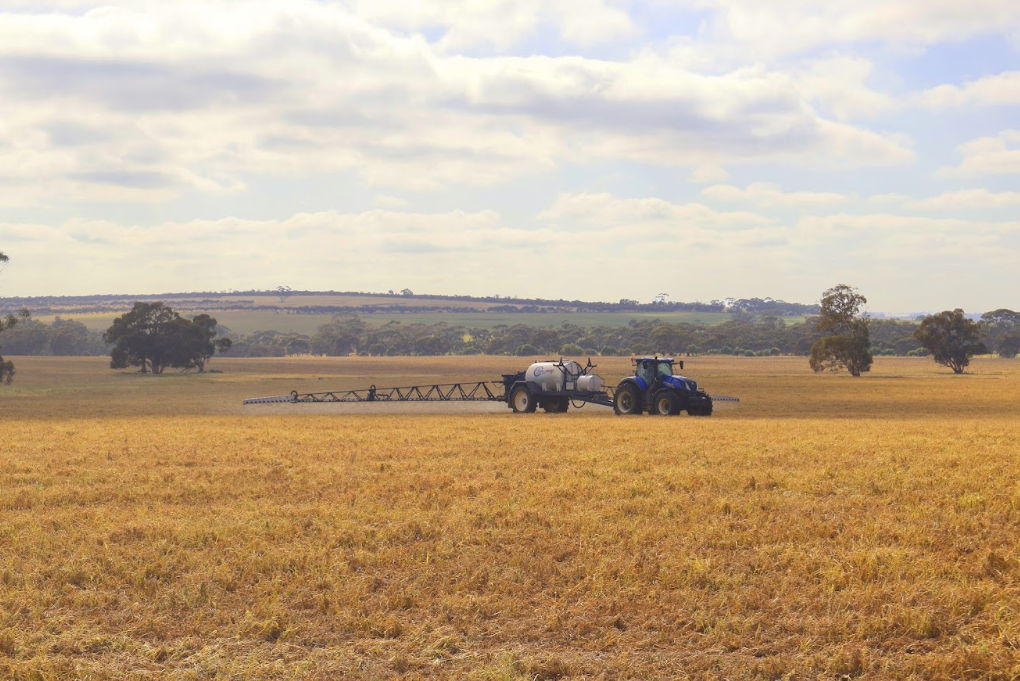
[
  {"xmin": 653, "ymin": 390, "xmax": 680, "ymax": 416},
  {"xmin": 688, "ymin": 398, "xmax": 713, "ymax": 416},
  {"xmin": 613, "ymin": 383, "xmax": 642, "ymax": 415},
  {"xmin": 510, "ymin": 385, "xmax": 537, "ymax": 413}
]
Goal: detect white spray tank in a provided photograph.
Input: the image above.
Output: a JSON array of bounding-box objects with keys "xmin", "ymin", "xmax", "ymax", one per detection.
[{"xmin": 524, "ymin": 359, "xmax": 603, "ymax": 393}]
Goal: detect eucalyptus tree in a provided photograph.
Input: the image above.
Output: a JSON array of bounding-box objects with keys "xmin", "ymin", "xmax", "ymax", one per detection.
[
  {"xmin": 914, "ymin": 310, "xmax": 986, "ymax": 374},
  {"xmin": 808, "ymin": 284, "xmax": 873, "ymax": 377}
]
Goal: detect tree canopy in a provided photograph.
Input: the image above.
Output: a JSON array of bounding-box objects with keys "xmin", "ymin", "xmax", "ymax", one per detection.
[
  {"xmin": 914, "ymin": 309, "xmax": 987, "ymax": 374},
  {"xmin": 980, "ymin": 309, "xmax": 1020, "ymax": 358},
  {"xmin": 0, "ymin": 250, "xmax": 31, "ymax": 385},
  {"xmin": 190, "ymin": 314, "xmax": 233, "ymax": 371},
  {"xmin": 1, "ymin": 329, "xmax": 19, "ymax": 383},
  {"xmin": 808, "ymin": 284, "xmax": 873, "ymax": 377},
  {"xmin": 0, "ymin": 251, "xmax": 9, "ymax": 383},
  {"xmin": 103, "ymin": 302, "xmax": 230, "ymax": 374}
]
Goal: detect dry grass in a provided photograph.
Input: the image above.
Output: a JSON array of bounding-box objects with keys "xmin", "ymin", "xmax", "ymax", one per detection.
[{"xmin": 2, "ymin": 356, "xmax": 1020, "ymax": 679}]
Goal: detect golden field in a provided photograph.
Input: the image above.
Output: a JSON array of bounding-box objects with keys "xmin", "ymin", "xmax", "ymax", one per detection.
[{"xmin": 2, "ymin": 355, "xmax": 1020, "ymax": 679}]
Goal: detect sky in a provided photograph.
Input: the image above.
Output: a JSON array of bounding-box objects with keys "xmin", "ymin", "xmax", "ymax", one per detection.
[{"xmin": 0, "ymin": 0, "xmax": 1018, "ymax": 313}]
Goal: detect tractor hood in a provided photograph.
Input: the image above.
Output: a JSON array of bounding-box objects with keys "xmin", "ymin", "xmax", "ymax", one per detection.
[{"xmin": 663, "ymin": 374, "xmax": 698, "ymax": 392}]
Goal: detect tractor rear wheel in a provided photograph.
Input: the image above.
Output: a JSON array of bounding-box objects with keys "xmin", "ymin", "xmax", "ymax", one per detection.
[
  {"xmin": 543, "ymin": 397, "xmax": 568, "ymax": 413},
  {"xmin": 613, "ymin": 383, "xmax": 642, "ymax": 415},
  {"xmin": 510, "ymin": 385, "xmax": 537, "ymax": 413},
  {"xmin": 653, "ymin": 390, "xmax": 680, "ymax": 416}
]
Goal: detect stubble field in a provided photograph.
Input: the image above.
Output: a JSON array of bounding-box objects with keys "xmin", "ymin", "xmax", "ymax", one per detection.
[{"xmin": 2, "ymin": 356, "xmax": 1020, "ymax": 679}]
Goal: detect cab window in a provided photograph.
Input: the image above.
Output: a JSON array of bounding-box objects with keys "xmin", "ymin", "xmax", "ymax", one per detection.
[
  {"xmin": 637, "ymin": 362, "xmax": 655, "ymax": 384},
  {"xmin": 657, "ymin": 362, "xmax": 673, "ymax": 377}
]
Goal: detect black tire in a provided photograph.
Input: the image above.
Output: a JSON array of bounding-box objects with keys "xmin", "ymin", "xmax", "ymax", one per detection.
[
  {"xmin": 542, "ymin": 397, "xmax": 568, "ymax": 413},
  {"xmin": 652, "ymin": 390, "xmax": 680, "ymax": 416},
  {"xmin": 510, "ymin": 385, "xmax": 537, "ymax": 413},
  {"xmin": 613, "ymin": 383, "xmax": 642, "ymax": 415},
  {"xmin": 688, "ymin": 397, "xmax": 713, "ymax": 416}
]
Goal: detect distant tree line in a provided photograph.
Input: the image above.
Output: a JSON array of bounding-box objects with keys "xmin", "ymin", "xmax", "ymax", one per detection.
[
  {"xmin": 0, "ymin": 317, "xmax": 108, "ymax": 356},
  {"xmin": 217, "ymin": 312, "xmax": 939, "ymax": 359},
  {"xmin": 217, "ymin": 304, "xmax": 1020, "ymax": 367},
  {"xmin": 4, "ymin": 303, "xmax": 1020, "ymax": 371}
]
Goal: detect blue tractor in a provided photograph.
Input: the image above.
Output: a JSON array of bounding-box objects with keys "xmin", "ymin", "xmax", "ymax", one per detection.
[{"xmin": 613, "ymin": 356, "xmax": 713, "ymax": 416}]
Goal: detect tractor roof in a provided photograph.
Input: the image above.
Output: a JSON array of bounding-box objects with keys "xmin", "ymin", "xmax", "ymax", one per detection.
[{"xmin": 634, "ymin": 356, "xmax": 675, "ymax": 362}]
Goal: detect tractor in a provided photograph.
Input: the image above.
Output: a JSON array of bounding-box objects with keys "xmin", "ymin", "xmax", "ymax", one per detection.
[{"xmin": 612, "ymin": 357, "xmax": 713, "ymax": 416}]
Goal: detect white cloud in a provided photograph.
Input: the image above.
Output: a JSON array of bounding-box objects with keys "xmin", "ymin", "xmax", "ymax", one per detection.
[
  {"xmin": 354, "ymin": 0, "xmax": 638, "ymax": 51},
  {"xmin": 3, "ymin": 194, "xmax": 789, "ymax": 298},
  {"xmin": 532, "ymin": 192, "xmax": 1020, "ymax": 306},
  {"xmin": 2, "ymin": 200, "xmax": 785, "ymax": 299},
  {"xmin": 795, "ymin": 212, "xmax": 1019, "ymax": 266},
  {"xmin": 903, "ymin": 188, "xmax": 1020, "ymax": 210},
  {"xmin": 374, "ymin": 194, "xmax": 410, "ymax": 208},
  {"xmin": 811, "ymin": 120, "xmax": 914, "ymax": 167},
  {"xmin": 797, "ymin": 212, "xmax": 1020, "ymax": 236},
  {"xmin": 866, "ymin": 193, "xmax": 913, "ymax": 206},
  {"xmin": 795, "ymin": 56, "xmax": 897, "ymax": 121},
  {"xmin": 702, "ymin": 182, "xmax": 850, "ymax": 208},
  {"xmin": 2, "ymin": 208, "xmax": 528, "ymax": 295},
  {"xmin": 683, "ymin": 0, "xmax": 1020, "ymax": 57},
  {"xmin": 937, "ymin": 130, "xmax": 1020, "ymax": 177},
  {"xmin": 864, "ymin": 188, "xmax": 1020, "ymax": 211},
  {"xmin": 0, "ymin": 0, "xmax": 916, "ymax": 208},
  {"xmin": 689, "ymin": 165, "xmax": 729, "ymax": 183},
  {"xmin": 537, "ymin": 191, "xmax": 775, "ymax": 231},
  {"xmin": 1, "ymin": 1, "xmax": 1018, "ymax": 311},
  {"xmin": 5, "ymin": 194, "xmax": 1020, "ymax": 311},
  {"xmin": 920, "ymin": 70, "xmax": 1020, "ymax": 108}
]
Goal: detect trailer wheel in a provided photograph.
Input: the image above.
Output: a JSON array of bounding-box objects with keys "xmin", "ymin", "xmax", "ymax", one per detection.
[
  {"xmin": 653, "ymin": 391, "xmax": 680, "ymax": 416},
  {"xmin": 543, "ymin": 397, "xmax": 568, "ymax": 413},
  {"xmin": 613, "ymin": 383, "xmax": 642, "ymax": 415},
  {"xmin": 510, "ymin": 385, "xmax": 537, "ymax": 413}
]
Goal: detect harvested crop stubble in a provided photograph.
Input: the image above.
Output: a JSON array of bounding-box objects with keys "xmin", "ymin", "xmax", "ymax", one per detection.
[{"xmin": 1, "ymin": 356, "xmax": 1019, "ymax": 679}]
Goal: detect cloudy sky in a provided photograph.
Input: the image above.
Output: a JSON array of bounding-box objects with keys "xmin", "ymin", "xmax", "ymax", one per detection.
[{"xmin": 1, "ymin": 0, "xmax": 1018, "ymax": 312}]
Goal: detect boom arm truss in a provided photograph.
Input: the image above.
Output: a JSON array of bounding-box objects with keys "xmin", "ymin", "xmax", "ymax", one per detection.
[{"xmin": 244, "ymin": 380, "xmax": 507, "ymax": 405}]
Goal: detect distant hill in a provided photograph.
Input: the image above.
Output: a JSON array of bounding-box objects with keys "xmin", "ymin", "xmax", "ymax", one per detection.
[{"xmin": 0, "ymin": 289, "xmax": 820, "ymax": 318}]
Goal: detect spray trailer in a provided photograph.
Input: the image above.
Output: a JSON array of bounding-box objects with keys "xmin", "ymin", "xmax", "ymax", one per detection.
[{"xmin": 244, "ymin": 357, "xmax": 738, "ymax": 416}]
